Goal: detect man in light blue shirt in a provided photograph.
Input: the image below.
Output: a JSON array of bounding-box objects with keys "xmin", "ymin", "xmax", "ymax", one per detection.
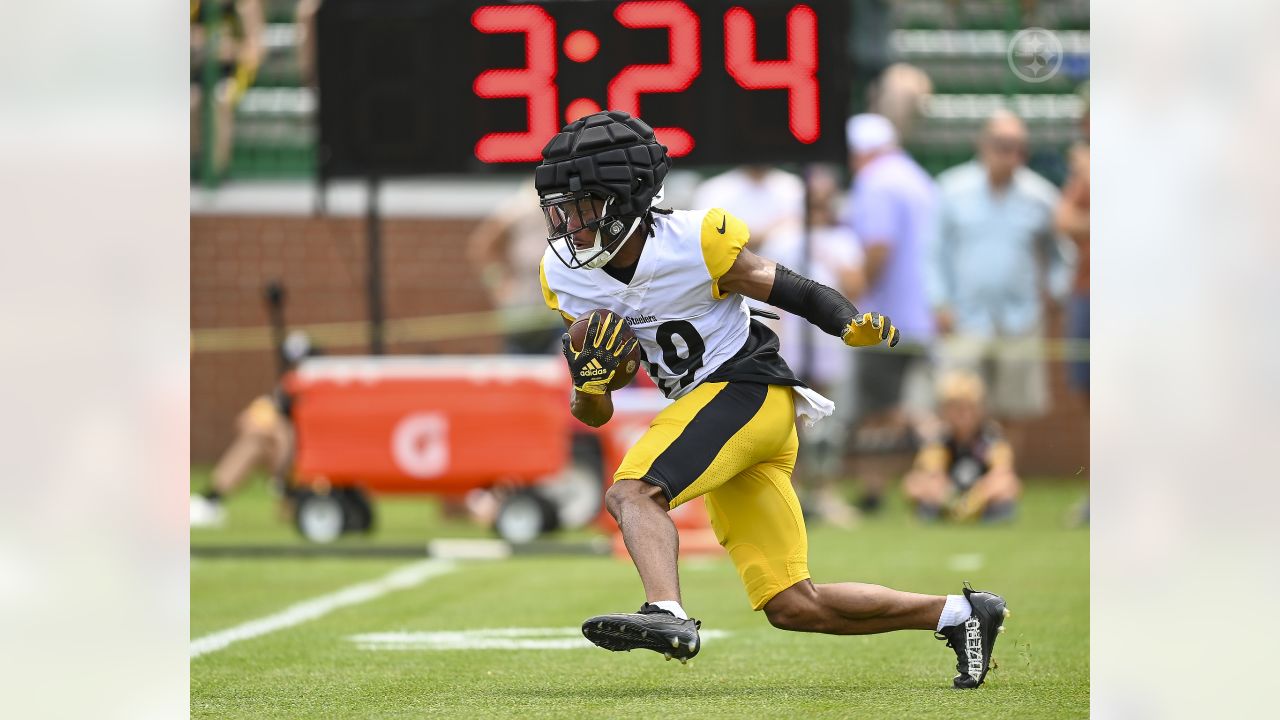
[{"xmin": 930, "ymin": 110, "xmax": 1074, "ymax": 423}]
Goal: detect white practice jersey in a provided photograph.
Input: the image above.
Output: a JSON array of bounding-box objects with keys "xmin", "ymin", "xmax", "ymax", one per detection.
[
  {"xmin": 541, "ymin": 208, "xmax": 762, "ymax": 399},
  {"xmin": 540, "ymin": 209, "xmax": 834, "ymax": 429}
]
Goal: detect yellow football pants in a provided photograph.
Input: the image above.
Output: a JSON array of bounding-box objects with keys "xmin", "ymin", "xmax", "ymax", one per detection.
[{"xmin": 614, "ymin": 382, "xmax": 809, "ymax": 610}]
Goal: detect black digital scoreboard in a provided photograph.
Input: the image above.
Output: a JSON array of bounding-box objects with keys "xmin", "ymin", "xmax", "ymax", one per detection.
[{"xmin": 316, "ymin": 0, "xmax": 850, "ymax": 177}]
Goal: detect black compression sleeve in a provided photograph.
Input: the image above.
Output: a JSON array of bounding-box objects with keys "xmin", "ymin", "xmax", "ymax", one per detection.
[{"xmin": 765, "ymin": 264, "xmax": 859, "ymax": 337}]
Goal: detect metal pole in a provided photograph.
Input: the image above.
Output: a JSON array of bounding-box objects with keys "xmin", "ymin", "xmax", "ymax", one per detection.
[
  {"xmin": 264, "ymin": 280, "xmax": 288, "ymax": 378},
  {"xmin": 799, "ymin": 163, "xmax": 814, "ymax": 384},
  {"xmin": 366, "ymin": 174, "xmax": 385, "ymax": 355}
]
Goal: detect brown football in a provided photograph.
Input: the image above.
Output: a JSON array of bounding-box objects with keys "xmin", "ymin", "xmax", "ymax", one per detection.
[{"xmin": 568, "ymin": 309, "xmax": 641, "ymax": 391}]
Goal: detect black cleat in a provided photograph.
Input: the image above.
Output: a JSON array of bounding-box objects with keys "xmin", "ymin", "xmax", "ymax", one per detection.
[
  {"xmin": 935, "ymin": 583, "xmax": 1010, "ymax": 689},
  {"xmin": 582, "ymin": 603, "xmax": 702, "ymax": 663}
]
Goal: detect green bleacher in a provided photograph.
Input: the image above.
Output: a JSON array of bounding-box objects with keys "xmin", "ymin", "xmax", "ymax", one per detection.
[
  {"xmin": 895, "ymin": 0, "xmax": 1090, "ymax": 184},
  {"xmin": 227, "ymin": 0, "xmax": 314, "ymax": 179}
]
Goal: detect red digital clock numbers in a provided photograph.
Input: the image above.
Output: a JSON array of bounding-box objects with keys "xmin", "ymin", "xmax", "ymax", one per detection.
[
  {"xmin": 607, "ymin": 1, "xmax": 700, "ymax": 157},
  {"xmin": 471, "ymin": 2, "xmax": 822, "ymax": 163},
  {"xmin": 471, "ymin": 5, "xmax": 559, "ymax": 163},
  {"xmin": 724, "ymin": 5, "xmax": 819, "ymax": 144}
]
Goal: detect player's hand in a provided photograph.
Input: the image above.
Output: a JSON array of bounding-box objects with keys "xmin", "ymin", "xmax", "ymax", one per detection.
[
  {"xmin": 561, "ymin": 312, "xmax": 638, "ymax": 395},
  {"xmin": 842, "ymin": 312, "xmax": 900, "ymax": 348}
]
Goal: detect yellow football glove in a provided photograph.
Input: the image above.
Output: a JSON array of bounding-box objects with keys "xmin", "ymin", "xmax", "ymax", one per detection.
[
  {"xmin": 561, "ymin": 312, "xmax": 637, "ymax": 395},
  {"xmin": 842, "ymin": 312, "xmax": 900, "ymax": 348}
]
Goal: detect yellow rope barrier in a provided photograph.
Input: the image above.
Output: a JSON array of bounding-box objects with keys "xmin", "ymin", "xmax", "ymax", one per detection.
[{"xmin": 192, "ymin": 307, "xmax": 1090, "ymax": 361}]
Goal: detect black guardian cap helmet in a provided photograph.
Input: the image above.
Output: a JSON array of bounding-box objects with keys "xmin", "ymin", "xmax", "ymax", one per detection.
[{"xmin": 535, "ymin": 110, "xmax": 671, "ymax": 269}]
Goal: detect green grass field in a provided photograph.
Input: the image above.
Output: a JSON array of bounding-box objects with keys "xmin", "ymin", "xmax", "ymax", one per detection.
[{"xmin": 191, "ymin": 474, "xmax": 1089, "ymax": 719}]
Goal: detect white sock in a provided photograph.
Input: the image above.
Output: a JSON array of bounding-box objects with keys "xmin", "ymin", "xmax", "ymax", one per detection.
[
  {"xmin": 651, "ymin": 600, "xmax": 689, "ymax": 620},
  {"xmin": 936, "ymin": 594, "xmax": 973, "ymax": 631}
]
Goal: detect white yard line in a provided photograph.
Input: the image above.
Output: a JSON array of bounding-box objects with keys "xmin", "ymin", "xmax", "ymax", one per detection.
[
  {"xmin": 190, "ymin": 559, "xmax": 457, "ymax": 659},
  {"xmin": 948, "ymin": 553, "xmax": 985, "ymax": 572},
  {"xmin": 349, "ymin": 627, "xmax": 731, "ymax": 652}
]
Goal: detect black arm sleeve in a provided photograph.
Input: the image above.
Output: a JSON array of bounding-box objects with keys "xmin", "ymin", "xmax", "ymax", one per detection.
[{"xmin": 765, "ymin": 264, "xmax": 860, "ymax": 337}]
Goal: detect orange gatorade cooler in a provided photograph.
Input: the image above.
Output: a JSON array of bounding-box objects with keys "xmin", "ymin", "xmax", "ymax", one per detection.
[
  {"xmin": 286, "ymin": 356, "xmax": 572, "ymax": 494},
  {"xmin": 282, "ymin": 356, "xmax": 574, "ymax": 542}
]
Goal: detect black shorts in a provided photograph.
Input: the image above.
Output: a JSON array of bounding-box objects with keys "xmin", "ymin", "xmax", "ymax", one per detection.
[{"xmin": 856, "ymin": 348, "xmax": 922, "ymax": 419}]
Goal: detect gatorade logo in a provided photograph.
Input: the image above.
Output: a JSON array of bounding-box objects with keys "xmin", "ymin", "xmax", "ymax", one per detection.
[{"xmin": 391, "ymin": 412, "xmax": 449, "ymax": 479}]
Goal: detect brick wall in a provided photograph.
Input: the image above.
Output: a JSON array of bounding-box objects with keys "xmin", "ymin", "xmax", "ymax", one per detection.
[
  {"xmin": 191, "ymin": 214, "xmax": 501, "ymax": 462},
  {"xmin": 191, "ymin": 214, "xmax": 1088, "ymax": 476},
  {"xmin": 1020, "ymin": 307, "xmax": 1090, "ymax": 477}
]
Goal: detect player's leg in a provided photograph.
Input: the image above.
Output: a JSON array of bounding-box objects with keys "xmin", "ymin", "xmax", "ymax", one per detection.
[
  {"xmin": 603, "ymin": 381, "xmax": 784, "ymax": 599},
  {"xmin": 585, "ymin": 381, "xmax": 790, "ymax": 660},
  {"xmin": 703, "ymin": 442, "xmax": 945, "ymax": 633},
  {"xmin": 706, "ymin": 386, "xmax": 1009, "ymax": 687},
  {"xmin": 765, "ymin": 579, "xmax": 944, "ymax": 634},
  {"xmin": 604, "ymin": 479, "xmax": 680, "ymax": 602},
  {"xmin": 720, "ymin": 460, "xmax": 1009, "ymax": 687}
]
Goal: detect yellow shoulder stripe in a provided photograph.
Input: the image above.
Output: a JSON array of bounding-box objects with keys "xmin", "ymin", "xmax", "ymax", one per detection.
[
  {"xmin": 539, "ymin": 256, "xmax": 560, "ymax": 314},
  {"xmin": 700, "ymin": 208, "xmax": 750, "ymax": 299},
  {"xmin": 540, "ymin": 256, "xmax": 576, "ymax": 324}
]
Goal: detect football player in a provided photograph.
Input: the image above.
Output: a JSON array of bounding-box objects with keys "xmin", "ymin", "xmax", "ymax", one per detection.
[{"xmin": 537, "ymin": 111, "xmax": 1008, "ymax": 688}]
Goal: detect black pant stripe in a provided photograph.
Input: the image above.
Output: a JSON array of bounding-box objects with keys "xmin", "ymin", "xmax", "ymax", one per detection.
[{"xmin": 640, "ymin": 382, "xmax": 770, "ymax": 501}]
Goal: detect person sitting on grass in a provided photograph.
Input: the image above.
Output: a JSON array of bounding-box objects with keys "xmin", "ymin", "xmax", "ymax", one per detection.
[
  {"xmin": 904, "ymin": 371, "xmax": 1020, "ymax": 522},
  {"xmin": 190, "ymin": 330, "xmax": 312, "ymax": 528}
]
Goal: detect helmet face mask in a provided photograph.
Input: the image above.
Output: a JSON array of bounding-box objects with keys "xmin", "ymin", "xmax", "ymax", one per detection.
[
  {"xmin": 535, "ymin": 110, "xmax": 671, "ymax": 270},
  {"xmin": 541, "ymin": 191, "xmax": 642, "ymax": 270}
]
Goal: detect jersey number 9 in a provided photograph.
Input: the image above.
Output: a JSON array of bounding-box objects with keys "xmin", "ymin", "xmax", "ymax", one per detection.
[{"xmin": 653, "ymin": 321, "xmax": 706, "ymax": 396}]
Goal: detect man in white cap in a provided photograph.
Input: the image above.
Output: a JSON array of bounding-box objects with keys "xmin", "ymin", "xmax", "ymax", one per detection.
[{"xmin": 841, "ymin": 113, "xmax": 940, "ymax": 512}]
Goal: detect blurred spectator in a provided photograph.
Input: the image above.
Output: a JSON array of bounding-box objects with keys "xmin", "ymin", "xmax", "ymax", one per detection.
[
  {"xmin": 1057, "ymin": 84, "xmax": 1090, "ymax": 529},
  {"xmin": 190, "ymin": 330, "xmax": 312, "ymax": 528},
  {"xmin": 929, "ymin": 110, "xmax": 1074, "ymax": 450},
  {"xmin": 692, "ymin": 165, "xmax": 803, "ymax": 251},
  {"xmin": 190, "ymin": 0, "xmax": 265, "ymax": 179},
  {"xmin": 1056, "ymin": 85, "xmax": 1091, "ymax": 400},
  {"xmin": 841, "ymin": 113, "xmax": 939, "ymax": 512},
  {"xmin": 295, "ymin": 0, "xmax": 321, "ymax": 88},
  {"xmin": 869, "ymin": 63, "xmax": 934, "ymax": 143},
  {"xmin": 755, "ymin": 167, "xmax": 866, "ymax": 527},
  {"xmin": 903, "ymin": 371, "xmax": 1020, "ymax": 523},
  {"xmin": 467, "ymin": 181, "xmax": 562, "ymax": 354}
]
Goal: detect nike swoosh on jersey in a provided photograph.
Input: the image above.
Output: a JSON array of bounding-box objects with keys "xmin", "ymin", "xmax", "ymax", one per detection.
[{"xmin": 717, "ymin": 216, "xmax": 727, "ymax": 234}]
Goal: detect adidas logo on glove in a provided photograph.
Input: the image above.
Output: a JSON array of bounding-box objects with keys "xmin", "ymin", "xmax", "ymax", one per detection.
[{"xmin": 581, "ymin": 359, "xmax": 609, "ymax": 377}]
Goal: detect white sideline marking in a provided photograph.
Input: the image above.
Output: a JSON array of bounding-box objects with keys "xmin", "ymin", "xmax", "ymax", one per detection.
[
  {"xmin": 191, "ymin": 559, "xmax": 457, "ymax": 659},
  {"xmin": 349, "ymin": 627, "xmax": 730, "ymax": 652},
  {"xmin": 427, "ymin": 538, "xmax": 512, "ymax": 560},
  {"xmin": 948, "ymin": 553, "xmax": 985, "ymax": 572}
]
